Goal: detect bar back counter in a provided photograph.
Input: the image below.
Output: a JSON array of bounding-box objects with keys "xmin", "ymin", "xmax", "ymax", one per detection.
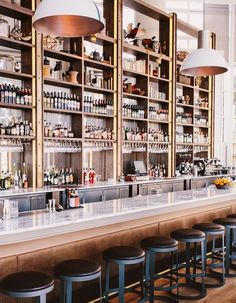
[{"xmin": 1, "ymin": 178, "xmax": 236, "ymax": 302}]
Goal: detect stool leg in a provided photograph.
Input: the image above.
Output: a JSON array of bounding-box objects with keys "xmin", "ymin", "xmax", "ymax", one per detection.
[
  {"xmin": 226, "ymin": 227, "xmax": 230, "ymax": 276},
  {"xmin": 170, "ymin": 251, "xmax": 174, "ymax": 287},
  {"xmin": 60, "ymin": 280, "xmax": 66, "ymax": 303},
  {"xmin": 201, "ymin": 240, "xmax": 206, "ymax": 296},
  {"xmin": 176, "ymin": 250, "xmax": 179, "ymax": 299},
  {"xmin": 99, "ymin": 275, "xmax": 102, "ymax": 303},
  {"xmin": 149, "ymin": 252, "xmax": 155, "ymax": 303},
  {"xmin": 66, "ymin": 281, "xmax": 72, "ymax": 303},
  {"xmin": 38, "ymin": 295, "xmax": 46, "ymax": 303},
  {"xmin": 222, "ymin": 233, "xmax": 225, "ymax": 281},
  {"xmin": 193, "ymin": 242, "xmax": 197, "ymax": 282},
  {"xmin": 118, "ymin": 264, "xmax": 125, "ymax": 303},
  {"xmin": 186, "ymin": 242, "xmax": 191, "ymax": 283},
  {"xmin": 140, "ymin": 261, "xmax": 144, "ymax": 299},
  {"xmin": 145, "ymin": 250, "xmax": 150, "ymax": 298},
  {"xmin": 104, "ymin": 262, "xmax": 110, "ymax": 301}
]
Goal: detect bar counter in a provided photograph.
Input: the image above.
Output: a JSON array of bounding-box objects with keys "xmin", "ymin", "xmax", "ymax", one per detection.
[{"xmin": 1, "ymin": 187, "xmax": 236, "ymax": 249}]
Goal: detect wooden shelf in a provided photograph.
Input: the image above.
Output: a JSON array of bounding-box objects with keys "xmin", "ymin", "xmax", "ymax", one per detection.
[
  {"xmin": 44, "ymin": 137, "xmax": 82, "ymax": 142},
  {"xmin": 195, "ymin": 106, "xmax": 209, "ymax": 111},
  {"xmin": 84, "ymin": 138, "xmax": 115, "ymax": 142},
  {"xmin": 0, "ymin": 135, "xmax": 34, "ymax": 140},
  {"xmin": 149, "ymin": 97, "xmax": 170, "ymax": 103},
  {"xmin": 84, "ymin": 57, "xmax": 115, "ymax": 70},
  {"xmin": 176, "ymin": 123, "xmax": 194, "ymax": 127},
  {"xmin": 0, "ymin": 37, "xmax": 32, "ymax": 50},
  {"xmin": 149, "ymin": 141, "xmax": 170, "ymax": 144},
  {"xmin": 149, "ymin": 75, "xmax": 170, "ymax": 83},
  {"xmin": 84, "ymin": 85, "xmax": 115, "ymax": 94},
  {"xmin": 176, "ymin": 103, "xmax": 194, "ymax": 108},
  {"xmin": 194, "ymin": 143, "xmax": 210, "ymax": 146},
  {"xmin": 84, "ymin": 33, "xmax": 116, "ymax": 45},
  {"xmin": 44, "ymin": 108, "xmax": 82, "ymax": 115},
  {"xmin": 123, "ymin": 69, "xmax": 148, "ymax": 78},
  {"xmin": 149, "ymin": 119, "xmax": 169, "ymax": 124},
  {"xmin": 0, "ymin": 0, "xmax": 33, "ymax": 18},
  {"xmin": 44, "ymin": 49, "xmax": 82, "ymax": 62},
  {"xmin": 176, "ymin": 142, "xmax": 194, "ymax": 146},
  {"xmin": 44, "ymin": 78, "xmax": 82, "ymax": 89},
  {"xmin": 123, "ymin": 92, "xmax": 148, "ymax": 100},
  {"xmin": 84, "ymin": 112, "xmax": 114, "ymax": 119},
  {"xmin": 194, "ymin": 87, "xmax": 210, "ymax": 93},
  {"xmin": 123, "ymin": 140, "xmax": 148, "ymax": 144},
  {"xmin": 0, "ymin": 103, "xmax": 33, "ymax": 110},
  {"xmin": 176, "ymin": 82, "xmax": 194, "ymax": 89},
  {"xmin": 194, "ymin": 125, "xmax": 209, "ymax": 129},
  {"xmin": 123, "ymin": 116, "xmax": 147, "ymax": 122},
  {"xmin": 0, "ymin": 70, "xmax": 33, "ymax": 80}
]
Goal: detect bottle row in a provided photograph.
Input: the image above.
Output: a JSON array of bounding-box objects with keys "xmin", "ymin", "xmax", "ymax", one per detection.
[
  {"xmin": 122, "ymin": 103, "xmax": 145, "ymax": 119},
  {"xmin": 44, "ymin": 121, "xmax": 75, "ymax": 138},
  {"xmin": 84, "ymin": 125, "xmax": 115, "ymax": 140},
  {"xmin": 148, "ymin": 163, "xmax": 167, "ymax": 178},
  {"xmin": 0, "ymin": 163, "xmax": 29, "ymax": 190},
  {"xmin": 194, "ymin": 115, "xmax": 208, "ymax": 127},
  {"xmin": 82, "ymin": 168, "xmax": 97, "ymax": 185},
  {"xmin": 0, "ymin": 118, "xmax": 33, "ymax": 137},
  {"xmin": 176, "ymin": 132, "xmax": 209, "ymax": 144},
  {"xmin": 176, "ymin": 95, "xmax": 209, "ymax": 108},
  {"xmin": 0, "ymin": 84, "xmax": 32, "ymax": 106},
  {"xmin": 176, "ymin": 112, "xmax": 193, "ymax": 124},
  {"xmin": 44, "ymin": 168, "xmax": 74, "ymax": 186},
  {"xmin": 84, "ymin": 96, "xmax": 113, "ymax": 115},
  {"xmin": 123, "ymin": 127, "xmax": 169, "ymax": 143},
  {"xmin": 149, "ymin": 107, "xmax": 168, "ymax": 121},
  {"xmin": 44, "ymin": 91, "xmax": 80, "ymax": 111}
]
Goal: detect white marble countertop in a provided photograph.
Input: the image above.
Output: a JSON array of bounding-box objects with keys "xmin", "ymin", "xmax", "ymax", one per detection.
[
  {"xmin": 0, "ymin": 187, "xmax": 236, "ymax": 245},
  {"xmin": 0, "ymin": 187, "xmax": 65, "ymax": 198}
]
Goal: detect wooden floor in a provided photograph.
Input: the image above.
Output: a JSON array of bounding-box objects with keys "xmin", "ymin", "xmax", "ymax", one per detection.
[{"xmin": 107, "ymin": 276, "xmax": 236, "ymax": 303}]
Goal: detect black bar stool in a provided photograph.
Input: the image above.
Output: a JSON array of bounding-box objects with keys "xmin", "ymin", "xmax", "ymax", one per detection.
[
  {"xmin": 54, "ymin": 259, "xmax": 102, "ymax": 303},
  {"xmin": 103, "ymin": 246, "xmax": 145, "ymax": 303},
  {"xmin": 170, "ymin": 228, "xmax": 206, "ymax": 300},
  {"xmin": 193, "ymin": 222, "xmax": 225, "ymax": 287},
  {"xmin": 140, "ymin": 236, "xmax": 179, "ymax": 303},
  {"xmin": 1, "ymin": 271, "xmax": 54, "ymax": 303},
  {"xmin": 214, "ymin": 217, "xmax": 236, "ymax": 277}
]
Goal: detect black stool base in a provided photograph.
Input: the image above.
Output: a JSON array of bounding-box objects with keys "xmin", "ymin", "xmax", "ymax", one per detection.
[{"xmin": 170, "ymin": 282, "xmax": 206, "ymax": 301}]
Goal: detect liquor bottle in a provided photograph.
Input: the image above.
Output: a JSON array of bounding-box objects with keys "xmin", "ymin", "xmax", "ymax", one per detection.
[
  {"xmin": 22, "ymin": 162, "xmax": 29, "ymax": 188},
  {"xmin": 69, "ymin": 168, "xmax": 74, "ymax": 184}
]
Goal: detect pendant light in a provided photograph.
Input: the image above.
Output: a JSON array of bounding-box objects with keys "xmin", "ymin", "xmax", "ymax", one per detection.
[
  {"xmin": 180, "ymin": 1, "xmax": 227, "ymax": 76},
  {"xmin": 33, "ymin": 0, "xmax": 104, "ymax": 37}
]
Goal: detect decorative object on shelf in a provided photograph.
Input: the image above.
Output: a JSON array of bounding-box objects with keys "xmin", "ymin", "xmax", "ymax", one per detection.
[
  {"xmin": 33, "ymin": 0, "xmax": 104, "ymax": 37},
  {"xmin": 89, "ymin": 34, "xmax": 97, "ymax": 43},
  {"xmin": 177, "ymin": 51, "xmax": 189, "ymax": 62},
  {"xmin": 43, "ymin": 35, "xmax": 57, "ymax": 50},
  {"xmin": 125, "ymin": 23, "xmax": 141, "ymax": 40},
  {"xmin": 53, "ymin": 61, "xmax": 63, "ymax": 81},
  {"xmin": 14, "ymin": 60, "xmax": 21, "ymax": 73},
  {"xmin": 0, "ymin": 55, "xmax": 14, "ymax": 71},
  {"xmin": 10, "ymin": 19, "xmax": 31, "ymax": 42},
  {"xmin": 142, "ymin": 36, "xmax": 160, "ymax": 53},
  {"xmin": 131, "ymin": 84, "xmax": 145, "ymax": 96},
  {"xmin": 89, "ymin": 50, "xmax": 103, "ymax": 62},
  {"xmin": 180, "ymin": 30, "xmax": 228, "ymax": 76},
  {"xmin": 0, "ymin": 16, "xmax": 10, "ymax": 38},
  {"xmin": 43, "ymin": 57, "xmax": 52, "ymax": 78},
  {"xmin": 214, "ymin": 177, "xmax": 232, "ymax": 190},
  {"xmin": 65, "ymin": 64, "xmax": 78, "ymax": 84}
]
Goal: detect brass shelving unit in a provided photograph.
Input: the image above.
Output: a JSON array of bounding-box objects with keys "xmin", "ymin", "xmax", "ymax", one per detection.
[{"xmin": 0, "ymin": 0, "xmax": 215, "ymax": 186}]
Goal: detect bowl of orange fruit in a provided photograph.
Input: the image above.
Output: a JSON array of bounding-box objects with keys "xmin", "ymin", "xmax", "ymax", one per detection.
[{"xmin": 214, "ymin": 177, "xmax": 232, "ymax": 189}]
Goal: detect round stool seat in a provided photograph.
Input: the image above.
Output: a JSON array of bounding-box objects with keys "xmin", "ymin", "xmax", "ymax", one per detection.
[
  {"xmin": 193, "ymin": 223, "xmax": 225, "ymax": 232},
  {"xmin": 1, "ymin": 271, "xmax": 54, "ymax": 293},
  {"xmin": 227, "ymin": 214, "xmax": 236, "ymax": 219},
  {"xmin": 171, "ymin": 228, "xmax": 205, "ymax": 240},
  {"xmin": 213, "ymin": 217, "xmax": 236, "ymax": 227},
  {"xmin": 54, "ymin": 259, "xmax": 101, "ymax": 278},
  {"xmin": 140, "ymin": 236, "xmax": 178, "ymax": 250},
  {"xmin": 103, "ymin": 246, "xmax": 145, "ymax": 261}
]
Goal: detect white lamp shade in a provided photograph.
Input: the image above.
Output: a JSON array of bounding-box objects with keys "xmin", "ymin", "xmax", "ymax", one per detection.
[
  {"xmin": 180, "ymin": 48, "xmax": 228, "ymax": 76},
  {"xmin": 33, "ymin": 0, "xmax": 104, "ymax": 37}
]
